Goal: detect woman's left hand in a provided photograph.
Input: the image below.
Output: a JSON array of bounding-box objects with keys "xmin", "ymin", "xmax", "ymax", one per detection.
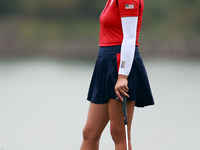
[{"xmin": 115, "ymin": 75, "xmax": 130, "ymax": 101}]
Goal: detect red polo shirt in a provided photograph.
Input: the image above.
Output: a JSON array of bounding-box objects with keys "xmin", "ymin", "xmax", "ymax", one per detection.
[{"xmin": 99, "ymin": 0, "xmax": 144, "ymax": 47}]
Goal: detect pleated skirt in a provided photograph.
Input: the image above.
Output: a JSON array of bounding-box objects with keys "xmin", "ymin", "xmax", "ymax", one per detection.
[{"xmin": 87, "ymin": 45, "xmax": 154, "ymax": 107}]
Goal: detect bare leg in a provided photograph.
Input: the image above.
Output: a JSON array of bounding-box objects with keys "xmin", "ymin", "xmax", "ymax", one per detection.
[
  {"xmin": 127, "ymin": 100, "xmax": 135, "ymax": 150},
  {"xmin": 80, "ymin": 103, "xmax": 109, "ymax": 150},
  {"xmin": 108, "ymin": 99, "xmax": 135, "ymax": 150}
]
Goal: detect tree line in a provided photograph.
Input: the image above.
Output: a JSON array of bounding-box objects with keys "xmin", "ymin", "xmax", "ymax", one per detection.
[{"xmin": 0, "ymin": 0, "xmax": 200, "ymax": 34}]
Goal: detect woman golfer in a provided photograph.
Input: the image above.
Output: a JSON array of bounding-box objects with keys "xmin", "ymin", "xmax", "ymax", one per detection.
[{"xmin": 80, "ymin": 0, "xmax": 154, "ymax": 149}]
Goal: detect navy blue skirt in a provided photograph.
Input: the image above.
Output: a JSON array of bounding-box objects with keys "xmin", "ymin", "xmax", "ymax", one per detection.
[{"xmin": 87, "ymin": 45, "xmax": 154, "ymax": 107}]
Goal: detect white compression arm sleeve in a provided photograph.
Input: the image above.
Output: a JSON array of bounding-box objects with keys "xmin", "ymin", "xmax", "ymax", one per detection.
[{"xmin": 119, "ymin": 17, "xmax": 138, "ymax": 76}]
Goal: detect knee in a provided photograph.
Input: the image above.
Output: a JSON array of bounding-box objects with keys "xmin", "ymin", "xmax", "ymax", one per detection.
[
  {"xmin": 82, "ymin": 126, "xmax": 91, "ymax": 140},
  {"xmin": 82, "ymin": 126, "xmax": 99, "ymax": 142},
  {"xmin": 110, "ymin": 125, "xmax": 125, "ymax": 144}
]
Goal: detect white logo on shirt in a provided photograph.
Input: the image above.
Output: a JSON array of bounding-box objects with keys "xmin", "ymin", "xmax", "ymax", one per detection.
[{"xmin": 110, "ymin": 0, "xmax": 114, "ymax": 6}]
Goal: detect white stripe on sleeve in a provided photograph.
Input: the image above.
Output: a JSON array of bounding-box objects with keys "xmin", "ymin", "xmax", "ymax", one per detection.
[{"xmin": 119, "ymin": 17, "xmax": 138, "ymax": 76}]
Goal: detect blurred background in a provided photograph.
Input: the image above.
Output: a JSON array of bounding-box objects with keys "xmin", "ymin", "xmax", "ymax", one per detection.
[
  {"xmin": 0, "ymin": 0, "xmax": 200, "ymax": 150},
  {"xmin": 0, "ymin": 0, "xmax": 200, "ymax": 58}
]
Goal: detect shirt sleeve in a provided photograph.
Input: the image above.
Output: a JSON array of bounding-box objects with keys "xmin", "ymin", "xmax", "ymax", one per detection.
[
  {"xmin": 118, "ymin": 0, "xmax": 140, "ymax": 17},
  {"xmin": 118, "ymin": 17, "xmax": 138, "ymax": 76}
]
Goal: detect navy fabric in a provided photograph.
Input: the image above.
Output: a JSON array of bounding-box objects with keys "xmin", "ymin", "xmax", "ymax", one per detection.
[
  {"xmin": 87, "ymin": 45, "xmax": 154, "ymax": 107},
  {"xmin": 98, "ymin": 45, "xmax": 121, "ymax": 57}
]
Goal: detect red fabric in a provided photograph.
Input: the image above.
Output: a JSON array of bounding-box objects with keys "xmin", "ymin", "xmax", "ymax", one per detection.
[
  {"xmin": 99, "ymin": 0, "xmax": 144, "ymax": 47},
  {"xmin": 116, "ymin": 53, "xmax": 121, "ymax": 71}
]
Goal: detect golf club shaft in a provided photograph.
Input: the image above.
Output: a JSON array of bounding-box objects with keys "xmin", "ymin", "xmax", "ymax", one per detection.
[{"xmin": 122, "ymin": 95, "xmax": 128, "ymax": 150}]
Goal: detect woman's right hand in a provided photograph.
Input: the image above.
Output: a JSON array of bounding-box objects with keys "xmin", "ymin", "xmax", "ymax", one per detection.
[{"xmin": 115, "ymin": 75, "xmax": 130, "ymax": 101}]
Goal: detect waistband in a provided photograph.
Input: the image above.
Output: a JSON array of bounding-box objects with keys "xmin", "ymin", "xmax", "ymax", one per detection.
[
  {"xmin": 98, "ymin": 45, "xmax": 138, "ymax": 57},
  {"xmin": 98, "ymin": 45, "xmax": 121, "ymax": 57}
]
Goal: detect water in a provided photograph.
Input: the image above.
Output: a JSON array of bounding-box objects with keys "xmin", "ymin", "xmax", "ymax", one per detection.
[{"xmin": 0, "ymin": 57, "xmax": 200, "ymax": 150}]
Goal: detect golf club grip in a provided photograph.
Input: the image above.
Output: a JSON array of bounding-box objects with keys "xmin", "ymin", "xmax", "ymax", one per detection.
[{"xmin": 122, "ymin": 95, "xmax": 127, "ymax": 125}]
